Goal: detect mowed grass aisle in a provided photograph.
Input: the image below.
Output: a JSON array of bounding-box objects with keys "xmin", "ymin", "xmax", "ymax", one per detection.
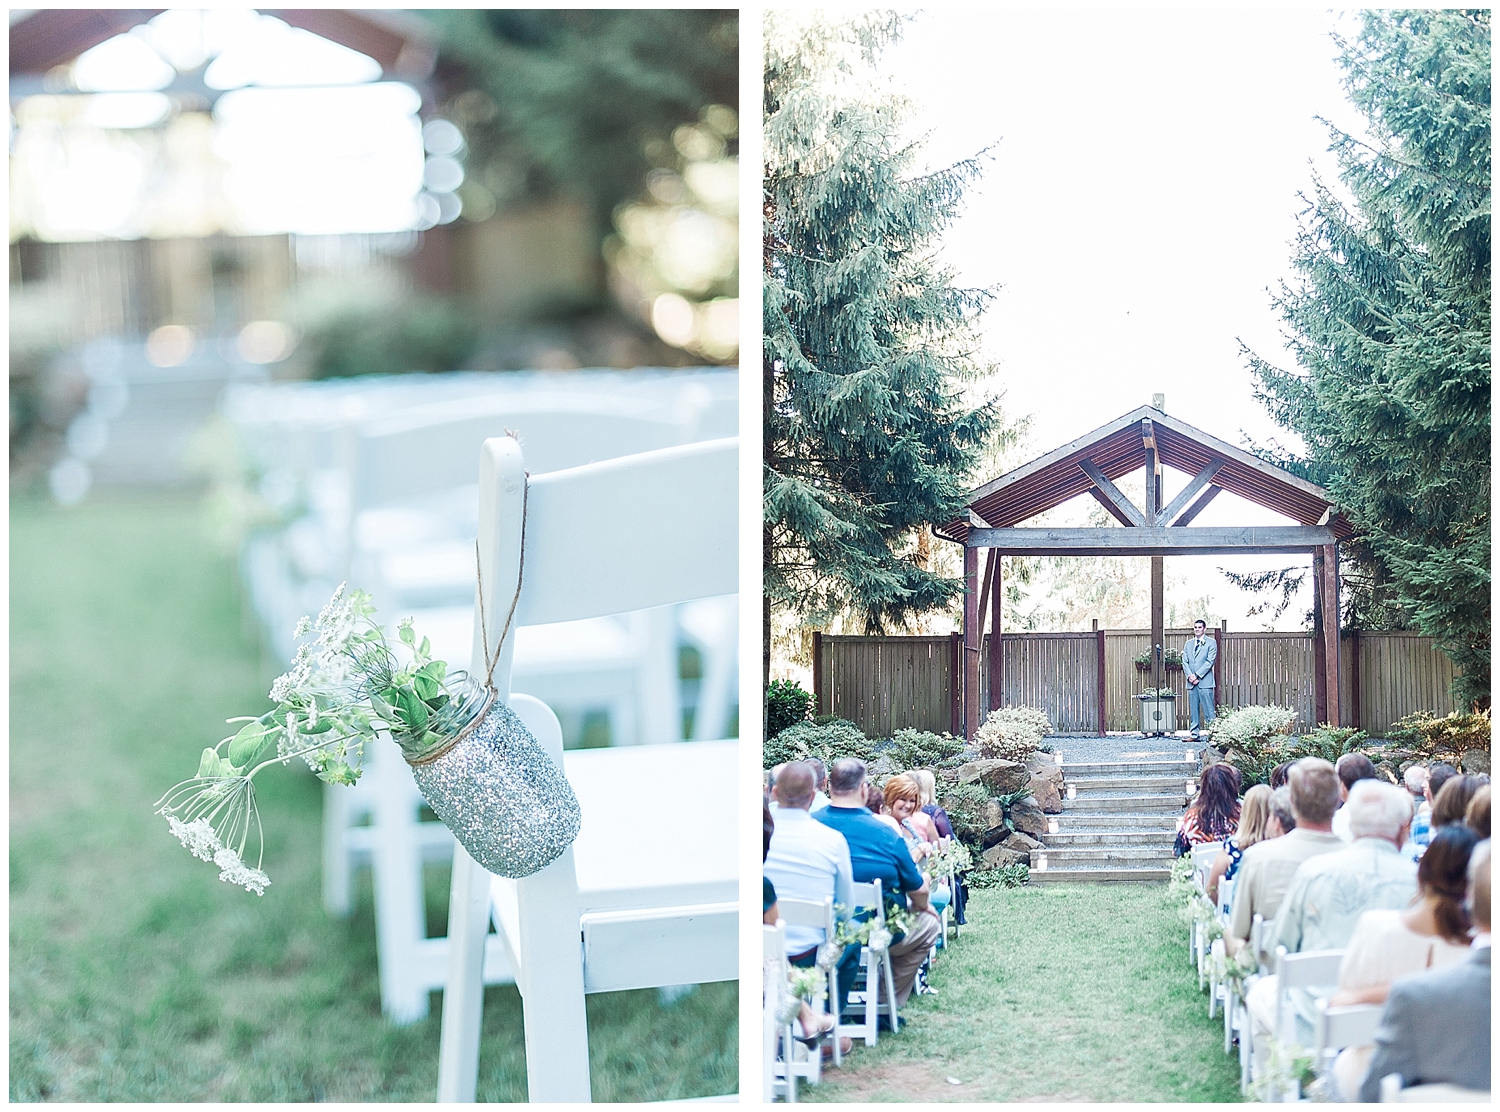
[
  {"xmin": 802, "ymin": 885, "xmax": 1242, "ymax": 1102},
  {"xmin": 10, "ymin": 496, "xmax": 736, "ymax": 1102}
]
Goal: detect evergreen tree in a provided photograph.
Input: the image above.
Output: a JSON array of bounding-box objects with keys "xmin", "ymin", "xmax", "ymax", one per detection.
[
  {"xmin": 1245, "ymin": 10, "xmax": 1490, "ymax": 709},
  {"xmin": 764, "ymin": 12, "xmax": 1008, "ymax": 680}
]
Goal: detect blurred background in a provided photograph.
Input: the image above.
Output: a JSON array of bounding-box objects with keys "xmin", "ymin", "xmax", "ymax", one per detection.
[{"xmin": 10, "ymin": 8, "xmax": 738, "ymax": 1102}]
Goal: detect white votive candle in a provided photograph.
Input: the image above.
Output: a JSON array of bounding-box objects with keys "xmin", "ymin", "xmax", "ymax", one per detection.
[
  {"xmin": 1066, "ymin": 783, "xmax": 1077, "ymax": 800},
  {"xmin": 1187, "ymin": 780, "xmax": 1196, "ymax": 796},
  {"xmin": 1048, "ymin": 819, "xmax": 1059, "ymax": 835},
  {"xmin": 1054, "ymin": 751, "xmax": 1064, "ymax": 765},
  {"xmin": 1035, "ymin": 853, "xmax": 1049, "ymax": 871}
]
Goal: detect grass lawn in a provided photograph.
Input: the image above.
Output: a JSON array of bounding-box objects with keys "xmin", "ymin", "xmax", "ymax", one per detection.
[
  {"xmin": 800, "ymin": 884, "xmax": 1243, "ymax": 1103},
  {"xmin": 10, "ymin": 495, "xmax": 736, "ymax": 1102}
]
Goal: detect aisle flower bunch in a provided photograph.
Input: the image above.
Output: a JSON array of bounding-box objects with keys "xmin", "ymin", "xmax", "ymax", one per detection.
[
  {"xmin": 155, "ymin": 584, "xmax": 485, "ymax": 894},
  {"xmin": 923, "ymin": 837, "xmax": 973, "ymax": 879}
]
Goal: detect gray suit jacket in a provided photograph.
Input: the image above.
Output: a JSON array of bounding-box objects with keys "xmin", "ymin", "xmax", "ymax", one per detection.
[
  {"xmin": 1183, "ymin": 636, "xmax": 1216, "ymax": 689},
  {"xmin": 1358, "ymin": 946, "xmax": 1491, "ymax": 1100}
]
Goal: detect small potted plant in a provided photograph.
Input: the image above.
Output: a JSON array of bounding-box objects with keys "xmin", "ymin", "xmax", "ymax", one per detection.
[
  {"xmin": 1136, "ymin": 686, "xmax": 1178, "ymax": 736},
  {"xmin": 1134, "ymin": 650, "xmax": 1153, "ymax": 672},
  {"xmin": 1164, "ymin": 647, "xmax": 1184, "ymax": 672},
  {"xmin": 157, "ymin": 584, "xmax": 580, "ymax": 894}
]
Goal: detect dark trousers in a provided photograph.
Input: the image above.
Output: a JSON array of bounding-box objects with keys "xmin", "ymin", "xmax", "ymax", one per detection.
[{"xmin": 790, "ymin": 941, "xmax": 862, "ymax": 1020}]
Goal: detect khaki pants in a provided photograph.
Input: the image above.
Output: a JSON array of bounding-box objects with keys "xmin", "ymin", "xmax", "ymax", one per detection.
[{"xmin": 886, "ymin": 910, "xmax": 941, "ymax": 1007}]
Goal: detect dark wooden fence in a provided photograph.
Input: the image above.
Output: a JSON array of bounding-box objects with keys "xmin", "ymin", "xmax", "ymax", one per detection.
[{"xmin": 813, "ymin": 628, "xmax": 1460, "ymax": 738}]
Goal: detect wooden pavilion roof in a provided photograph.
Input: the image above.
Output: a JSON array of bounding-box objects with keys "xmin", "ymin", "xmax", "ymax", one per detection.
[{"xmin": 936, "ymin": 404, "xmax": 1350, "ymax": 543}]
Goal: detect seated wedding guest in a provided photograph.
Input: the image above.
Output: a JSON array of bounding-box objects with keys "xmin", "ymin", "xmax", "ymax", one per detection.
[
  {"xmin": 914, "ymin": 769, "xmax": 966, "ymax": 927},
  {"xmin": 1207, "ymin": 784, "xmax": 1273, "ymax": 904},
  {"xmin": 763, "ymin": 762, "xmax": 856, "ymax": 1051},
  {"xmin": 1328, "ymin": 825, "xmax": 1479, "ymax": 1100},
  {"xmin": 865, "ymin": 781, "xmax": 901, "ymax": 834},
  {"xmin": 1247, "ymin": 779, "xmax": 1417, "ymax": 1064},
  {"xmin": 805, "ymin": 758, "xmax": 832, "ymax": 812},
  {"xmin": 1466, "ymin": 785, "xmax": 1490, "ymax": 839},
  {"xmin": 1425, "ymin": 762, "xmax": 1458, "ymax": 818},
  {"xmin": 1269, "ymin": 760, "xmax": 1295, "ymax": 790},
  {"xmin": 1332, "ymin": 753, "xmax": 1380, "ymax": 842},
  {"xmin": 1266, "ymin": 786, "xmax": 1297, "ymax": 837},
  {"xmin": 913, "ymin": 770, "xmax": 954, "ymax": 839},
  {"xmin": 885, "ymin": 774, "xmax": 939, "ymax": 855},
  {"xmin": 1225, "ymin": 760, "xmax": 1341, "ymax": 961},
  {"xmin": 1175, "ymin": 762, "xmax": 1241, "ymax": 854},
  {"xmin": 764, "ymin": 805, "xmax": 778, "ymax": 925},
  {"xmin": 1432, "ymin": 774, "xmax": 1485, "ymax": 832},
  {"xmin": 817, "ymin": 758, "xmax": 941, "ymax": 1013},
  {"xmin": 1357, "ymin": 839, "xmax": 1491, "ymax": 1101}
]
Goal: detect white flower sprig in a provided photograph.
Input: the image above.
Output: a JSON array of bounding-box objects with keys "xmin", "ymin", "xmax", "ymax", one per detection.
[{"xmin": 157, "ymin": 583, "xmax": 486, "ymax": 895}]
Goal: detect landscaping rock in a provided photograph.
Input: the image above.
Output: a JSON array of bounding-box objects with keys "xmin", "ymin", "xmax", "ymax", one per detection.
[
  {"xmin": 980, "ymin": 844, "xmax": 1029, "ymax": 869},
  {"xmin": 981, "ymin": 799, "xmax": 1009, "ymax": 848},
  {"xmin": 957, "ymin": 758, "xmax": 1030, "ymax": 796},
  {"xmin": 1001, "ymin": 830, "xmax": 1043, "ymax": 853},
  {"xmin": 1007, "ymin": 797, "xmax": 1049, "ymax": 837},
  {"xmin": 1459, "ymin": 749, "xmax": 1490, "ymax": 775},
  {"xmin": 868, "ymin": 754, "xmax": 896, "ymax": 778},
  {"xmin": 1028, "ymin": 774, "xmax": 1063, "ymax": 814},
  {"xmin": 1024, "ymin": 751, "xmax": 1065, "ymax": 787}
]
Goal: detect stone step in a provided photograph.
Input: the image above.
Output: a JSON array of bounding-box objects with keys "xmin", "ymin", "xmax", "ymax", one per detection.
[
  {"xmin": 1042, "ymin": 830, "xmax": 1177, "ymax": 847},
  {"xmin": 1051, "ymin": 812, "xmax": 1180, "ymax": 830},
  {"xmin": 1032, "ymin": 845, "xmax": 1174, "ymax": 865},
  {"xmin": 1062, "ymin": 794, "xmax": 1186, "ymax": 812},
  {"xmin": 1061, "ymin": 759, "xmax": 1202, "ymax": 777},
  {"xmin": 1029, "ymin": 866, "xmax": 1171, "ymax": 885},
  {"xmin": 1065, "ymin": 774, "xmax": 1199, "ymax": 793}
]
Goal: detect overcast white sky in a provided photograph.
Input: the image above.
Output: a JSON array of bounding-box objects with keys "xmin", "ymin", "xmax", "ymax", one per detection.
[{"xmin": 879, "ymin": 7, "xmax": 1367, "ymax": 629}]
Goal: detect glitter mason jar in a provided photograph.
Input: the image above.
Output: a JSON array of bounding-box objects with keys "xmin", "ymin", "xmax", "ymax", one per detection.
[{"xmin": 406, "ymin": 685, "xmax": 581, "ymax": 879}]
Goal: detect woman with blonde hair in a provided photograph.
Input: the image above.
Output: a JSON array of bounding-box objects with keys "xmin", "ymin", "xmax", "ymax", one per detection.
[
  {"xmin": 1206, "ymin": 783, "xmax": 1273, "ymax": 904},
  {"xmin": 883, "ymin": 774, "xmax": 938, "ymax": 859}
]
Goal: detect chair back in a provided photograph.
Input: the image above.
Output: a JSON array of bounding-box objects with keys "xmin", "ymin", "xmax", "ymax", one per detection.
[
  {"xmin": 777, "ymin": 896, "xmax": 836, "ymax": 937},
  {"xmin": 1276, "ymin": 946, "xmax": 1346, "ymax": 990},
  {"xmin": 849, "ymin": 879, "xmax": 885, "ymax": 925},
  {"xmin": 1191, "ymin": 841, "xmax": 1223, "ymax": 880},
  {"xmin": 1313, "ymin": 1000, "xmax": 1382, "ymax": 1059}
]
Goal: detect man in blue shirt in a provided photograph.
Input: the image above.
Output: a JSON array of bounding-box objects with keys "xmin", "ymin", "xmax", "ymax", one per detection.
[{"xmin": 817, "ymin": 758, "xmax": 940, "ymax": 1009}]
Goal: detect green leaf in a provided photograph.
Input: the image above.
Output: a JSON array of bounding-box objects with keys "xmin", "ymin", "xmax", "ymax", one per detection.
[
  {"xmin": 412, "ymin": 672, "xmax": 441, "ymax": 702},
  {"xmin": 228, "ymin": 721, "xmax": 271, "ymax": 767},
  {"xmin": 299, "ymin": 717, "xmax": 334, "ymax": 735},
  {"xmin": 198, "ymin": 747, "xmax": 221, "ymax": 778},
  {"xmin": 398, "ymin": 621, "xmax": 416, "ymax": 648},
  {"xmin": 419, "ymin": 636, "xmax": 431, "ymax": 659},
  {"xmin": 396, "ymin": 688, "xmax": 429, "ymax": 731}
]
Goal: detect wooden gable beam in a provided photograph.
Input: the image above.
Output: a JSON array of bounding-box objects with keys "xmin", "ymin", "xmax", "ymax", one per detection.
[
  {"xmin": 1077, "ymin": 458, "xmax": 1146, "ymax": 527},
  {"xmin": 965, "ymin": 524, "xmax": 1335, "ymax": 555},
  {"xmin": 1157, "ymin": 459, "xmax": 1225, "ymax": 526},
  {"xmin": 1142, "ymin": 419, "xmax": 1158, "ymax": 521},
  {"xmin": 1171, "ymin": 484, "xmax": 1222, "ymax": 526}
]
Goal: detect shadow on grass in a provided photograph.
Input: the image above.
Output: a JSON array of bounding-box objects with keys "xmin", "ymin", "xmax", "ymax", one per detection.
[{"xmin": 10, "ymin": 495, "xmax": 736, "ymax": 1101}]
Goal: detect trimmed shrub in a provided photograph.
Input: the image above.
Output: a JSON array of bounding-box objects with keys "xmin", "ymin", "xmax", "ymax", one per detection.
[
  {"xmin": 938, "ymin": 781, "xmax": 991, "ymax": 847},
  {"xmin": 887, "ymin": 727, "xmax": 967, "ymax": 771},
  {"xmin": 763, "ymin": 718, "xmax": 873, "ymax": 770},
  {"xmin": 1287, "ymin": 725, "xmax": 1370, "ymax": 764},
  {"xmin": 1388, "ymin": 709, "xmax": 1491, "ymax": 759},
  {"xmin": 766, "ymin": 678, "xmax": 812, "ymax": 740},
  {"xmin": 1210, "ymin": 704, "xmax": 1296, "ymax": 788},
  {"xmin": 973, "ymin": 706, "xmax": 1054, "ymax": 762}
]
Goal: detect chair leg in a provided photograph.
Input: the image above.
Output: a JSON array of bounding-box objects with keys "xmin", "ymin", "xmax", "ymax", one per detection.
[
  {"xmin": 437, "ymin": 844, "xmax": 491, "ymax": 1102},
  {"xmin": 514, "ymin": 847, "xmax": 592, "ymax": 1103},
  {"xmin": 883, "ymin": 950, "xmax": 898, "ymax": 1032},
  {"xmin": 371, "ymin": 761, "xmax": 429, "ymax": 1025},
  {"xmin": 322, "ymin": 779, "xmax": 353, "ymax": 917},
  {"xmin": 863, "ymin": 950, "xmax": 878, "ymax": 1047},
  {"xmin": 829, "ymin": 966, "xmax": 841, "ymax": 1068}
]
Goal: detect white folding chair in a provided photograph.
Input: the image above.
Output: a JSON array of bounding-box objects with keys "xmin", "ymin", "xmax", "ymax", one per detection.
[
  {"xmin": 437, "ymin": 436, "xmax": 739, "ymax": 1102},
  {"xmin": 1253, "ymin": 945, "xmax": 1345, "ymax": 1099},
  {"xmin": 1379, "ymin": 1075, "xmax": 1490, "ymax": 1102},
  {"xmin": 1189, "ymin": 841, "xmax": 1222, "ymax": 985},
  {"xmin": 836, "ymin": 880, "xmax": 898, "ymax": 1049},
  {"xmin": 677, "ymin": 594, "xmax": 738, "ymax": 741},
  {"xmin": 775, "ymin": 896, "xmax": 840, "ymax": 1075},
  {"xmin": 1208, "ymin": 875, "xmax": 1234, "ymax": 1021},
  {"xmin": 1312, "ymin": 1000, "xmax": 1382, "ymax": 1089},
  {"xmin": 763, "ymin": 923, "xmax": 794, "ymax": 1103}
]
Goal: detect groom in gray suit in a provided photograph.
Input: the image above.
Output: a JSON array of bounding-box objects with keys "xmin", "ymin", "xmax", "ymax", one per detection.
[
  {"xmin": 1358, "ymin": 840, "xmax": 1490, "ymax": 1099},
  {"xmin": 1183, "ymin": 619, "xmax": 1217, "ymax": 741}
]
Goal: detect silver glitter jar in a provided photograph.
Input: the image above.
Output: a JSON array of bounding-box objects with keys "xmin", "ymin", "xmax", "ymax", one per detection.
[{"xmin": 407, "ymin": 690, "xmax": 581, "ymax": 878}]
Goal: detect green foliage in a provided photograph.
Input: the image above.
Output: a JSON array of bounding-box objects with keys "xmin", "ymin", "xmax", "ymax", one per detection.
[
  {"xmin": 296, "ymin": 288, "xmax": 478, "ymax": 380},
  {"xmin": 887, "ymin": 727, "xmax": 967, "ymax": 771},
  {"xmin": 763, "ymin": 12, "xmax": 1011, "ymax": 634},
  {"xmin": 1209, "ymin": 705, "xmax": 1297, "ymax": 788},
  {"xmin": 973, "ymin": 706, "xmax": 1054, "ymax": 761},
  {"xmin": 1286, "ymin": 725, "xmax": 1370, "ymax": 763},
  {"xmin": 966, "ymin": 864, "xmax": 1030, "ymax": 890},
  {"xmin": 1388, "ymin": 708, "xmax": 1492, "ymax": 758},
  {"xmin": 419, "ymin": 10, "xmax": 737, "ymax": 228},
  {"xmin": 1134, "ymin": 650, "xmax": 1153, "ymax": 667},
  {"xmin": 1244, "ymin": 10, "xmax": 1491, "ymax": 709},
  {"xmin": 765, "ymin": 678, "xmax": 812, "ymax": 739},
  {"xmin": 763, "ymin": 718, "xmax": 873, "ymax": 770},
  {"xmin": 938, "ymin": 781, "xmax": 992, "ymax": 847},
  {"xmin": 1163, "ymin": 648, "xmax": 1183, "ymax": 666}
]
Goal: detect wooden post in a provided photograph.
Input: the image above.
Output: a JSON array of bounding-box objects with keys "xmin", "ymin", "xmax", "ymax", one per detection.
[
  {"xmin": 1150, "ymin": 557, "xmax": 1165, "ymax": 675},
  {"xmin": 988, "ymin": 555, "xmax": 1004, "ymax": 712},
  {"xmin": 812, "ymin": 631, "xmax": 824, "ymax": 718},
  {"xmin": 1312, "ymin": 547, "xmax": 1328, "ymax": 725},
  {"xmin": 1348, "ymin": 627, "xmax": 1362, "ymax": 730},
  {"xmin": 1322, "ymin": 543, "xmax": 1341, "ymax": 727},
  {"xmin": 949, "ymin": 632, "xmax": 962, "ymax": 736},
  {"xmin": 963, "ymin": 544, "xmax": 980, "ymax": 740},
  {"xmin": 1094, "ymin": 620, "xmax": 1107, "ymax": 736}
]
